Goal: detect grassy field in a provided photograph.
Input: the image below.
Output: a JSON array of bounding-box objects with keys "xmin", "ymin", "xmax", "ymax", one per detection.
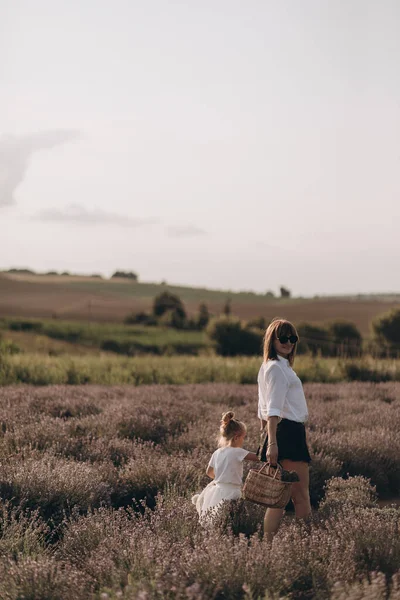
[
  {"xmin": 1, "ymin": 271, "xmax": 400, "ymax": 336},
  {"xmin": 0, "ymin": 382, "xmax": 398, "ymax": 599},
  {"xmin": 0, "ymin": 317, "xmax": 209, "ymax": 356},
  {"xmin": 1, "ymin": 315, "xmax": 400, "ymax": 385},
  {"xmin": 1, "ymin": 352, "xmax": 400, "ymax": 385}
]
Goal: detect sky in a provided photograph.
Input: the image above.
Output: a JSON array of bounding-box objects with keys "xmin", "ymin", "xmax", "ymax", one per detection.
[{"xmin": 1, "ymin": 0, "xmax": 399, "ymax": 296}]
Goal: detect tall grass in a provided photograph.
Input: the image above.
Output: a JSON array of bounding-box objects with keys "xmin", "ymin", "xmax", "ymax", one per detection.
[{"xmin": 1, "ymin": 351, "xmax": 400, "ymax": 385}]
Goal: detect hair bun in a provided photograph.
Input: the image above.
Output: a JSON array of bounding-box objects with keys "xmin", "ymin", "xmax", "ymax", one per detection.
[{"xmin": 221, "ymin": 411, "xmax": 235, "ymax": 424}]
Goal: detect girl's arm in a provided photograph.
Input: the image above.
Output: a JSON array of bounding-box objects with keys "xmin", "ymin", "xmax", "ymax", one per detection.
[
  {"xmin": 206, "ymin": 466, "xmax": 215, "ymax": 479},
  {"xmin": 244, "ymin": 452, "xmax": 259, "ymax": 462}
]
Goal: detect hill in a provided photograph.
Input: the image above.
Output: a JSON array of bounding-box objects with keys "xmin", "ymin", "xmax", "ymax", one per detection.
[{"xmin": 1, "ymin": 272, "xmax": 399, "ymax": 337}]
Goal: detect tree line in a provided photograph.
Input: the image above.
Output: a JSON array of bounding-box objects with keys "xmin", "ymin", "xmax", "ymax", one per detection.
[
  {"xmin": 124, "ymin": 290, "xmax": 400, "ymax": 358},
  {"xmin": 4, "ymin": 268, "xmax": 138, "ymax": 281}
]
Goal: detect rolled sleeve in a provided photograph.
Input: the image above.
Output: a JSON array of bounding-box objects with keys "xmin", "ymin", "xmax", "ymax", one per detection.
[
  {"xmin": 258, "ymin": 388, "xmax": 269, "ymax": 419},
  {"xmin": 257, "ymin": 367, "xmax": 269, "ymax": 419},
  {"xmin": 265, "ymin": 364, "xmax": 289, "ymax": 418},
  {"xmin": 258, "ymin": 405, "xmax": 268, "ymax": 420}
]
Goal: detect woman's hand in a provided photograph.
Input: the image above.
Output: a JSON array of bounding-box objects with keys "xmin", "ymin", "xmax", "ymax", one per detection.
[{"xmin": 266, "ymin": 443, "xmax": 278, "ymax": 466}]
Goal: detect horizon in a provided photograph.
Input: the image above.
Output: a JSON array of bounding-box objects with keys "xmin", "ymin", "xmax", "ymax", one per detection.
[{"xmin": 2, "ymin": 264, "xmax": 400, "ymax": 299}]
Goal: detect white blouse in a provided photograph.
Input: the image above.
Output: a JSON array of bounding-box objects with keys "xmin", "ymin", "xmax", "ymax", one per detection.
[
  {"xmin": 257, "ymin": 356, "xmax": 308, "ymax": 423},
  {"xmin": 208, "ymin": 447, "xmax": 250, "ymax": 486}
]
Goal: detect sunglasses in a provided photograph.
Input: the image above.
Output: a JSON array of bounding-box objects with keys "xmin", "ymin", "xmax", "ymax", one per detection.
[{"xmin": 277, "ymin": 335, "xmax": 298, "ymax": 345}]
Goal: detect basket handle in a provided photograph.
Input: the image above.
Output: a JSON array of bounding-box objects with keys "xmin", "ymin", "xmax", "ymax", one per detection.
[{"xmin": 259, "ymin": 462, "xmax": 283, "ymax": 479}]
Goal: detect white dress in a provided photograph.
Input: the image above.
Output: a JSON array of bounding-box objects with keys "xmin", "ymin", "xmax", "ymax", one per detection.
[{"xmin": 192, "ymin": 446, "xmax": 249, "ymax": 521}]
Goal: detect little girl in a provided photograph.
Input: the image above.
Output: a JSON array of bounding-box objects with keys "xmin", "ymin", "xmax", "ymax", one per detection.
[{"xmin": 192, "ymin": 411, "xmax": 259, "ymax": 521}]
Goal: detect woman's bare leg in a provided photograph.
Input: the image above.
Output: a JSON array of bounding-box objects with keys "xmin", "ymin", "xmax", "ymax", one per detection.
[
  {"xmin": 263, "ymin": 460, "xmax": 311, "ymax": 540},
  {"xmin": 280, "ymin": 459, "xmax": 311, "ymax": 519},
  {"xmin": 263, "ymin": 507, "xmax": 285, "ymax": 542}
]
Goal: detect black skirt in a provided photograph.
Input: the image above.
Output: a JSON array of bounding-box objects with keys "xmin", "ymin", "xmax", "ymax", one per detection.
[{"xmin": 259, "ymin": 418, "xmax": 311, "ymax": 463}]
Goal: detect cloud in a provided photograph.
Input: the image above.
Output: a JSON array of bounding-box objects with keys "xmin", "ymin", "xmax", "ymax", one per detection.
[
  {"xmin": 166, "ymin": 225, "xmax": 207, "ymax": 238},
  {"xmin": 33, "ymin": 203, "xmax": 160, "ymax": 227},
  {"xmin": 0, "ymin": 130, "xmax": 81, "ymax": 207}
]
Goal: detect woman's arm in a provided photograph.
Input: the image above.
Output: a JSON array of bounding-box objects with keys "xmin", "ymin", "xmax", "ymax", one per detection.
[
  {"xmin": 265, "ymin": 364, "xmax": 288, "ymax": 419},
  {"xmin": 206, "ymin": 466, "xmax": 215, "ymax": 479},
  {"xmin": 266, "ymin": 416, "xmax": 279, "ymax": 466},
  {"xmin": 263, "ymin": 364, "xmax": 288, "ymax": 465}
]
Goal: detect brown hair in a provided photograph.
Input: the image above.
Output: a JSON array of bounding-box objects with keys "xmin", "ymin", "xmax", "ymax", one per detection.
[
  {"xmin": 218, "ymin": 411, "xmax": 246, "ymax": 447},
  {"xmin": 263, "ymin": 317, "xmax": 299, "ymax": 367}
]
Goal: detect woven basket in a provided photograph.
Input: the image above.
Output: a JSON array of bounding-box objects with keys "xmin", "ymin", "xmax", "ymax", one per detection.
[{"xmin": 242, "ymin": 463, "xmax": 292, "ymax": 508}]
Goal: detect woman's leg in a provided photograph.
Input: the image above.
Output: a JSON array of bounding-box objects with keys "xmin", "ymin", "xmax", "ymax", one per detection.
[
  {"xmin": 280, "ymin": 459, "xmax": 311, "ymax": 519},
  {"xmin": 263, "ymin": 461, "xmax": 311, "ymax": 540},
  {"xmin": 263, "ymin": 507, "xmax": 285, "ymax": 542}
]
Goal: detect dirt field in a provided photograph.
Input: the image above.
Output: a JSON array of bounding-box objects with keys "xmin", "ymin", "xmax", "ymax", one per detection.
[{"xmin": 1, "ymin": 272, "xmax": 399, "ymax": 337}]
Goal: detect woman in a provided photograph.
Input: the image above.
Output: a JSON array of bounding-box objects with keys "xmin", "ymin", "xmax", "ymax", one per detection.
[{"xmin": 257, "ymin": 318, "xmax": 311, "ymax": 540}]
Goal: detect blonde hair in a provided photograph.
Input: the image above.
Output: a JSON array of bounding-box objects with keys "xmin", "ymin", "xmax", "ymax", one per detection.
[
  {"xmin": 263, "ymin": 317, "xmax": 299, "ymax": 367},
  {"xmin": 218, "ymin": 411, "xmax": 246, "ymax": 447}
]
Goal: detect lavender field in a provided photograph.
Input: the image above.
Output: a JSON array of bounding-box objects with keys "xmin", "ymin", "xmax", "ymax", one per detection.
[{"xmin": 0, "ymin": 383, "xmax": 399, "ymax": 599}]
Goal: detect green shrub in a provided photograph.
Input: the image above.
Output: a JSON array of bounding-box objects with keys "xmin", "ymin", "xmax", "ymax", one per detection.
[
  {"xmin": 207, "ymin": 316, "xmax": 242, "ymax": 356},
  {"xmin": 8, "ymin": 320, "xmax": 43, "ymax": 333},
  {"xmin": 6, "ymin": 268, "xmax": 36, "ymax": 275},
  {"xmin": 280, "ymin": 286, "xmax": 291, "ymax": 298},
  {"xmin": 239, "ymin": 327, "xmax": 264, "ymax": 356},
  {"xmin": 372, "ymin": 308, "xmax": 400, "ymax": 357},
  {"xmin": 111, "ymin": 270, "xmax": 138, "ymax": 281},
  {"xmin": 245, "ymin": 316, "xmax": 267, "ymax": 330},
  {"xmin": 297, "ymin": 322, "xmax": 332, "ymax": 356},
  {"xmin": 153, "ymin": 291, "xmax": 186, "ymax": 320},
  {"xmin": 196, "ymin": 302, "xmax": 210, "ymax": 330},
  {"xmin": 158, "ymin": 308, "xmax": 187, "ymax": 329},
  {"xmin": 207, "ymin": 316, "xmax": 263, "ymax": 356},
  {"xmin": 222, "ymin": 298, "xmax": 232, "ymax": 316},
  {"xmin": 328, "ymin": 320, "xmax": 363, "ymax": 357},
  {"xmin": 297, "ymin": 320, "xmax": 362, "ymax": 358},
  {"xmin": 345, "ymin": 363, "xmax": 394, "ymax": 382}
]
